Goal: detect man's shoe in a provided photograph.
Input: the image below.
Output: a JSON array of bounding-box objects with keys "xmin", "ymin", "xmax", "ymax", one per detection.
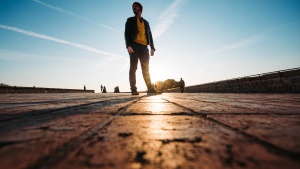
[
  {"xmin": 147, "ymin": 88, "xmax": 161, "ymax": 95},
  {"xmin": 131, "ymin": 91, "xmax": 139, "ymax": 95}
]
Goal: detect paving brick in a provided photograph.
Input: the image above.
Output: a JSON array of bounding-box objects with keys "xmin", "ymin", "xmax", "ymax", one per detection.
[
  {"xmin": 0, "ymin": 94, "xmax": 138, "ymax": 169},
  {"xmin": 158, "ymin": 93, "xmax": 300, "ymax": 114},
  {"xmin": 124, "ymin": 102, "xmax": 191, "ymax": 115},
  {"xmin": 53, "ymin": 116, "xmax": 299, "ymax": 169},
  {"xmin": 207, "ymin": 114, "xmax": 300, "ymax": 154},
  {"xmin": 0, "ymin": 93, "xmax": 299, "ymax": 169}
]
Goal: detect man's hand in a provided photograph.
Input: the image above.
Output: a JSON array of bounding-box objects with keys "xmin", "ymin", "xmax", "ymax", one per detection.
[
  {"xmin": 150, "ymin": 49, "xmax": 155, "ymax": 56},
  {"xmin": 127, "ymin": 46, "xmax": 134, "ymax": 54}
]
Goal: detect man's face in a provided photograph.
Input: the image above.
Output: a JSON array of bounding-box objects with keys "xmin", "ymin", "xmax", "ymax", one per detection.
[{"xmin": 132, "ymin": 4, "xmax": 141, "ymax": 15}]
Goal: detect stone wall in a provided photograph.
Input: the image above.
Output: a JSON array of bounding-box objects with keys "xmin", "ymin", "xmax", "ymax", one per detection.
[
  {"xmin": 0, "ymin": 86, "xmax": 94, "ymax": 93},
  {"xmin": 167, "ymin": 67, "xmax": 300, "ymax": 93}
]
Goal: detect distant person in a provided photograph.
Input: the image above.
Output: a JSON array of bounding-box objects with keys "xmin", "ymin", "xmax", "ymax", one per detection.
[
  {"xmin": 114, "ymin": 86, "xmax": 120, "ymax": 93},
  {"xmin": 179, "ymin": 78, "xmax": 185, "ymax": 93},
  {"xmin": 101, "ymin": 84, "xmax": 103, "ymax": 92},
  {"xmin": 102, "ymin": 86, "xmax": 107, "ymax": 93},
  {"xmin": 125, "ymin": 2, "xmax": 158, "ymax": 95},
  {"xmin": 84, "ymin": 85, "xmax": 86, "ymax": 91}
]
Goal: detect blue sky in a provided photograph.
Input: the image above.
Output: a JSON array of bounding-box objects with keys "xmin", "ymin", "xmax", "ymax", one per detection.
[{"xmin": 1, "ymin": 0, "xmax": 299, "ymax": 92}]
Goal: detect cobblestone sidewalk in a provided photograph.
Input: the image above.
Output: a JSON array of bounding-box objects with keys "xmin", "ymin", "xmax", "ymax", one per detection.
[{"xmin": 0, "ymin": 93, "xmax": 299, "ymax": 169}]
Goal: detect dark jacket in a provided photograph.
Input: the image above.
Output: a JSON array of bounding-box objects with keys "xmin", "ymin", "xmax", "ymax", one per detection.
[
  {"xmin": 180, "ymin": 80, "xmax": 185, "ymax": 87},
  {"xmin": 125, "ymin": 16, "xmax": 155, "ymax": 51}
]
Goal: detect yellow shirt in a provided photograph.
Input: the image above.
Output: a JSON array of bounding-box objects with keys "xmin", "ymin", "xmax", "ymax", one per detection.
[{"xmin": 134, "ymin": 17, "xmax": 148, "ymax": 45}]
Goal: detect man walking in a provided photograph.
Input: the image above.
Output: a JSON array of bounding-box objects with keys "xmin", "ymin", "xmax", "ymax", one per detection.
[
  {"xmin": 125, "ymin": 2, "xmax": 158, "ymax": 95},
  {"xmin": 179, "ymin": 78, "xmax": 185, "ymax": 93}
]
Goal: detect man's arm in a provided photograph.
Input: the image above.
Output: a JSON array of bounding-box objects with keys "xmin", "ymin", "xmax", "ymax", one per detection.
[
  {"xmin": 125, "ymin": 18, "xmax": 133, "ymax": 49},
  {"xmin": 145, "ymin": 20, "xmax": 155, "ymax": 55},
  {"xmin": 149, "ymin": 30, "xmax": 155, "ymax": 52},
  {"xmin": 149, "ymin": 30, "xmax": 155, "ymax": 56}
]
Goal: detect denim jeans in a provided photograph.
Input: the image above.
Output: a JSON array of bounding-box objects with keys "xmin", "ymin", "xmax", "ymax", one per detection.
[{"xmin": 129, "ymin": 42, "xmax": 152, "ymax": 91}]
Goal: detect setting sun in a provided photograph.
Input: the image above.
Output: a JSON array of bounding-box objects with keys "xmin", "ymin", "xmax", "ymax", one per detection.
[{"xmin": 150, "ymin": 63, "xmax": 170, "ymax": 83}]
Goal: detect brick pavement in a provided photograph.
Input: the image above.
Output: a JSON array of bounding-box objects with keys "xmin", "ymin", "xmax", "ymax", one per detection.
[{"xmin": 0, "ymin": 93, "xmax": 299, "ymax": 169}]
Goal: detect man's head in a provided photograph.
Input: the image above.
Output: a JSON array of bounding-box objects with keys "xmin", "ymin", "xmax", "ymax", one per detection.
[{"xmin": 132, "ymin": 2, "xmax": 143, "ymax": 15}]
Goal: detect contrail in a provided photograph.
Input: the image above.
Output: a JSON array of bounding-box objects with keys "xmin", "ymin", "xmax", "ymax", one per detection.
[
  {"xmin": 119, "ymin": 61, "xmax": 130, "ymax": 72},
  {"xmin": 201, "ymin": 35, "xmax": 264, "ymax": 58},
  {"xmin": 32, "ymin": 0, "xmax": 121, "ymax": 34},
  {"xmin": 0, "ymin": 24, "xmax": 127, "ymax": 60},
  {"xmin": 200, "ymin": 23, "xmax": 296, "ymax": 58},
  {"xmin": 153, "ymin": 0, "xmax": 188, "ymax": 39}
]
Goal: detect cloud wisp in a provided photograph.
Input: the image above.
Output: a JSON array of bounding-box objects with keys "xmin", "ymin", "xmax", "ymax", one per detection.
[
  {"xmin": 201, "ymin": 35, "xmax": 264, "ymax": 58},
  {"xmin": 0, "ymin": 48, "xmax": 93, "ymax": 62},
  {"xmin": 32, "ymin": 0, "xmax": 121, "ymax": 34},
  {"xmin": 200, "ymin": 23, "xmax": 296, "ymax": 59},
  {"xmin": 153, "ymin": 0, "xmax": 187, "ymax": 39},
  {"xmin": 0, "ymin": 24, "xmax": 127, "ymax": 60}
]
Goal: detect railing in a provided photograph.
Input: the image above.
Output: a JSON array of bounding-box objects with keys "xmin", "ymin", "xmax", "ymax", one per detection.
[
  {"xmin": 0, "ymin": 86, "xmax": 95, "ymax": 94},
  {"xmin": 167, "ymin": 67, "xmax": 300, "ymax": 93}
]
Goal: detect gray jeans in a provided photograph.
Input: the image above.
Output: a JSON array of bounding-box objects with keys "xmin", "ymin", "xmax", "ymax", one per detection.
[{"xmin": 129, "ymin": 42, "xmax": 152, "ymax": 91}]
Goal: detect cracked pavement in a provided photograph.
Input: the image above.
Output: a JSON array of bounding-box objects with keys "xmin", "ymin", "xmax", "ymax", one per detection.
[{"xmin": 0, "ymin": 93, "xmax": 299, "ymax": 169}]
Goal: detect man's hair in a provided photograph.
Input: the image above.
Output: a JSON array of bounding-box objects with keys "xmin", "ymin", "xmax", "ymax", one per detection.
[{"xmin": 132, "ymin": 2, "xmax": 143, "ymax": 12}]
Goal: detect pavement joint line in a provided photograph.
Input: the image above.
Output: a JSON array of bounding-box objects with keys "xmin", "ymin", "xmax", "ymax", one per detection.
[
  {"xmin": 187, "ymin": 98, "xmax": 272, "ymax": 110},
  {"xmin": 174, "ymin": 97, "xmax": 300, "ymax": 109},
  {"xmin": 173, "ymin": 96, "xmax": 300, "ymax": 110},
  {"xmin": 0, "ymin": 96, "xmax": 108, "ymax": 110},
  {"xmin": 198, "ymin": 113, "xmax": 300, "ymax": 116},
  {"xmin": 203, "ymin": 115, "xmax": 300, "ymax": 163},
  {"xmin": 26, "ymin": 96, "xmax": 144, "ymax": 169},
  {"xmin": 120, "ymin": 113, "xmax": 193, "ymax": 116},
  {"xmin": 0, "ymin": 98, "xmax": 136, "ymax": 123},
  {"xmin": 0, "ymin": 95, "xmax": 130, "ymax": 111},
  {"xmin": 158, "ymin": 96, "xmax": 300, "ymax": 163},
  {"xmin": 160, "ymin": 96, "xmax": 300, "ymax": 115},
  {"xmin": 0, "ymin": 137, "xmax": 44, "ymax": 148}
]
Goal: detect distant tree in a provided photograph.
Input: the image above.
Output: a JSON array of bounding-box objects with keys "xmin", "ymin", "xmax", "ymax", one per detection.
[
  {"xmin": 0, "ymin": 83, "xmax": 10, "ymax": 87},
  {"xmin": 163, "ymin": 79, "xmax": 176, "ymax": 89}
]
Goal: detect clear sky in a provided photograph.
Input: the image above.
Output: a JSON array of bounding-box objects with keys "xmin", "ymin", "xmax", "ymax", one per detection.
[{"xmin": 1, "ymin": 0, "xmax": 299, "ymax": 92}]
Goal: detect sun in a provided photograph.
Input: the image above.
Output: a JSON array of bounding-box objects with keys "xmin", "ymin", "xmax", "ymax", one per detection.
[{"xmin": 149, "ymin": 64, "xmax": 169, "ymax": 83}]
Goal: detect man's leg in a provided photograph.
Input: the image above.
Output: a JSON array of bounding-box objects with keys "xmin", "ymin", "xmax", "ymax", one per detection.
[
  {"xmin": 129, "ymin": 45, "xmax": 139, "ymax": 93},
  {"xmin": 139, "ymin": 46, "xmax": 153, "ymax": 90}
]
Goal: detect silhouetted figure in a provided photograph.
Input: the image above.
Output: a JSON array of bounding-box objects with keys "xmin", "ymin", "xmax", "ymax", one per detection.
[
  {"xmin": 125, "ymin": 2, "xmax": 158, "ymax": 95},
  {"xmin": 179, "ymin": 78, "xmax": 185, "ymax": 93},
  {"xmin": 84, "ymin": 85, "xmax": 86, "ymax": 90},
  {"xmin": 114, "ymin": 86, "xmax": 120, "ymax": 93},
  {"xmin": 102, "ymin": 86, "xmax": 107, "ymax": 93},
  {"xmin": 100, "ymin": 85, "xmax": 103, "ymax": 92},
  {"xmin": 154, "ymin": 83, "xmax": 157, "ymax": 91}
]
